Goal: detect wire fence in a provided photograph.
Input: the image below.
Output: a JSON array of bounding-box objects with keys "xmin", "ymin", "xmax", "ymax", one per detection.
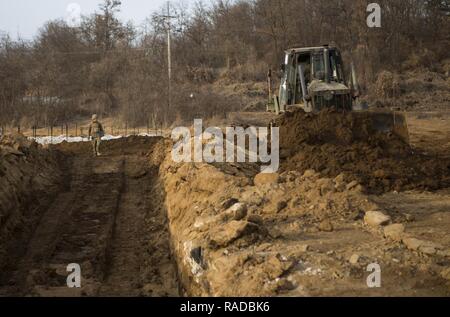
[{"xmin": 0, "ymin": 122, "xmax": 165, "ymax": 140}]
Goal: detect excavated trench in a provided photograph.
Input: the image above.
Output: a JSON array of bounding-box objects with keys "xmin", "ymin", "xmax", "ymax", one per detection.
[{"xmin": 0, "ymin": 136, "xmax": 181, "ymax": 297}]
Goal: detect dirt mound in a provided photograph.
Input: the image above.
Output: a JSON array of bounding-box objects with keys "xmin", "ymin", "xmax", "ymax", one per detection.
[
  {"xmin": 276, "ymin": 109, "xmax": 450, "ymax": 194},
  {"xmin": 160, "ymin": 148, "xmax": 450, "ymax": 296}
]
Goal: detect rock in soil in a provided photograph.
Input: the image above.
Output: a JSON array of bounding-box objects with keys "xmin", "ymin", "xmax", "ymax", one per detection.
[
  {"xmin": 318, "ymin": 219, "xmax": 334, "ymax": 232},
  {"xmin": 254, "ymin": 173, "xmax": 280, "ymax": 187},
  {"xmin": 224, "ymin": 203, "xmax": 248, "ymax": 221},
  {"xmin": 209, "ymin": 221, "xmax": 258, "ymax": 248},
  {"xmin": 364, "ymin": 210, "xmax": 391, "ymax": 227},
  {"xmin": 383, "ymin": 224, "xmax": 405, "ymax": 241}
]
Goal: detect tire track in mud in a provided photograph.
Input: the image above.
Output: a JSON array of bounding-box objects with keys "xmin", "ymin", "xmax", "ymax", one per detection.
[
  {"xmin": 0, "ymin": 138, "xmax": 179, "ymax": 297},
  {"xmin": 99, "ymin": 155, "xmax": 179, "ymax": 297}
]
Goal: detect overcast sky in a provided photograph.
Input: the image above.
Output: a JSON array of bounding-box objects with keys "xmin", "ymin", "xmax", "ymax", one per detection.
[{"xmin": 0, "ymin": 0, "xmax": 192, "ymax": 40}]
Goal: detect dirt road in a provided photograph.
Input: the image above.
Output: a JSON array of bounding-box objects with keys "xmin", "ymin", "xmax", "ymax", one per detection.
[{"xmin": 0, "ymin": 137, "xmax": 179, "ymax": 297}]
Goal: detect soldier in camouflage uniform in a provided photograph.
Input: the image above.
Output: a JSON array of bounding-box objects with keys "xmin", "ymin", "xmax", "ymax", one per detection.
[{"xmin": 88, "ymin": 114, "xmax": 104, "ymax": 157}]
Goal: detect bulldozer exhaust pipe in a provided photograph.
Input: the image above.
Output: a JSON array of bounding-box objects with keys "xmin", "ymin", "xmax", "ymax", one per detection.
[
  {"xmin": 324, "ymin": 48, "xmax": 331, "ymax": 83},
  {"xmin": 351, "ymin": 62, "xmax": 360, "ymax": 97}
]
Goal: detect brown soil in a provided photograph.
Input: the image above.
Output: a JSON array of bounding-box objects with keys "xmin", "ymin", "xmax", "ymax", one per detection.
[
  {"xmin": 156, "ymin": 109, "xmax": 450, "ymax": 297},
  {"xmin": 371, "ymin": 189, "xmax": 450, "ymax": 251},
  {"xmin": 0, "ymin": 134, "xmax": 64, "ymax": 279},
  {"xmin": 276, "ymin": 108, "xmax": 450, "ymax": 194},
  {"xmin": 1, "ymin": 107, "xmax": 449, "ymax": 297},
  {"xmin": 0, "ymin": 136, "xmax": 179, "ymax": 297},
  {"xmin": 159, "ymin": 152, "xmax": 450, "ymax": 296},
  {"xmin": 407, "ymin": 111, "xmax": 450, "ymax": 157}
]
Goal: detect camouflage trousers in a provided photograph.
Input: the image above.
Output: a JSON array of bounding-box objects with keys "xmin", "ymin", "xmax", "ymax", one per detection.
[{"xmin": 92, "ymin": 137, "xmax": 101, "ymax": 156}]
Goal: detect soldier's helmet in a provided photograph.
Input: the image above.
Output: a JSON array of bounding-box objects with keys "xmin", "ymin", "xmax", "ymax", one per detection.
[{"xmin": 92, "ymin": 114, "xmax": 98, "ymax": 121}]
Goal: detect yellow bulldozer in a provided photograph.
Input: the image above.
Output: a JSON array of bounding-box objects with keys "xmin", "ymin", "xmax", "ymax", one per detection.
[{"xmin": 267, "ymin": 45, "xmax": 410, "ymax": 143}]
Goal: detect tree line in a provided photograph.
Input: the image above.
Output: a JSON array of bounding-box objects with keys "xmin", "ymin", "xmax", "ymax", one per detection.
[{"xmin": 0, "ymin": 0, "xmax": 448, "ymax": 129}]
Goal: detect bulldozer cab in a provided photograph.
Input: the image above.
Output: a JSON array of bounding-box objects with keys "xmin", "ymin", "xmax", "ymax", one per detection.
[{"xmin": 273, "ymin": 45, "xmax": 353, "ymax": 114}]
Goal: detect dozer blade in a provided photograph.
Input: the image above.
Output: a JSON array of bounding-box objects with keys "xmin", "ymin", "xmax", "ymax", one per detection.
[{"xmin": 353, "ymin": 111, "xmax": 410, "ymax": 144}]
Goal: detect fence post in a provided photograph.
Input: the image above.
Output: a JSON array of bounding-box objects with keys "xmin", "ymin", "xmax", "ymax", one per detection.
[
  {"xmin": 66, "ymin": 124, "xmax": 68, "ymax": 140},
  {"xmin": 50, "ymin": 125, "xmax": 53, "ymax": 144},
  {"xmin": 75, "ymin": 123, "xmax": 78, "ymax": 137}
]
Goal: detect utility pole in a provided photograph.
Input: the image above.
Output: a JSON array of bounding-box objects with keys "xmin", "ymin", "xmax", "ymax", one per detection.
[{"xmin": 157, "ymin": 2, "xmax": 176, "ymax": 113}]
